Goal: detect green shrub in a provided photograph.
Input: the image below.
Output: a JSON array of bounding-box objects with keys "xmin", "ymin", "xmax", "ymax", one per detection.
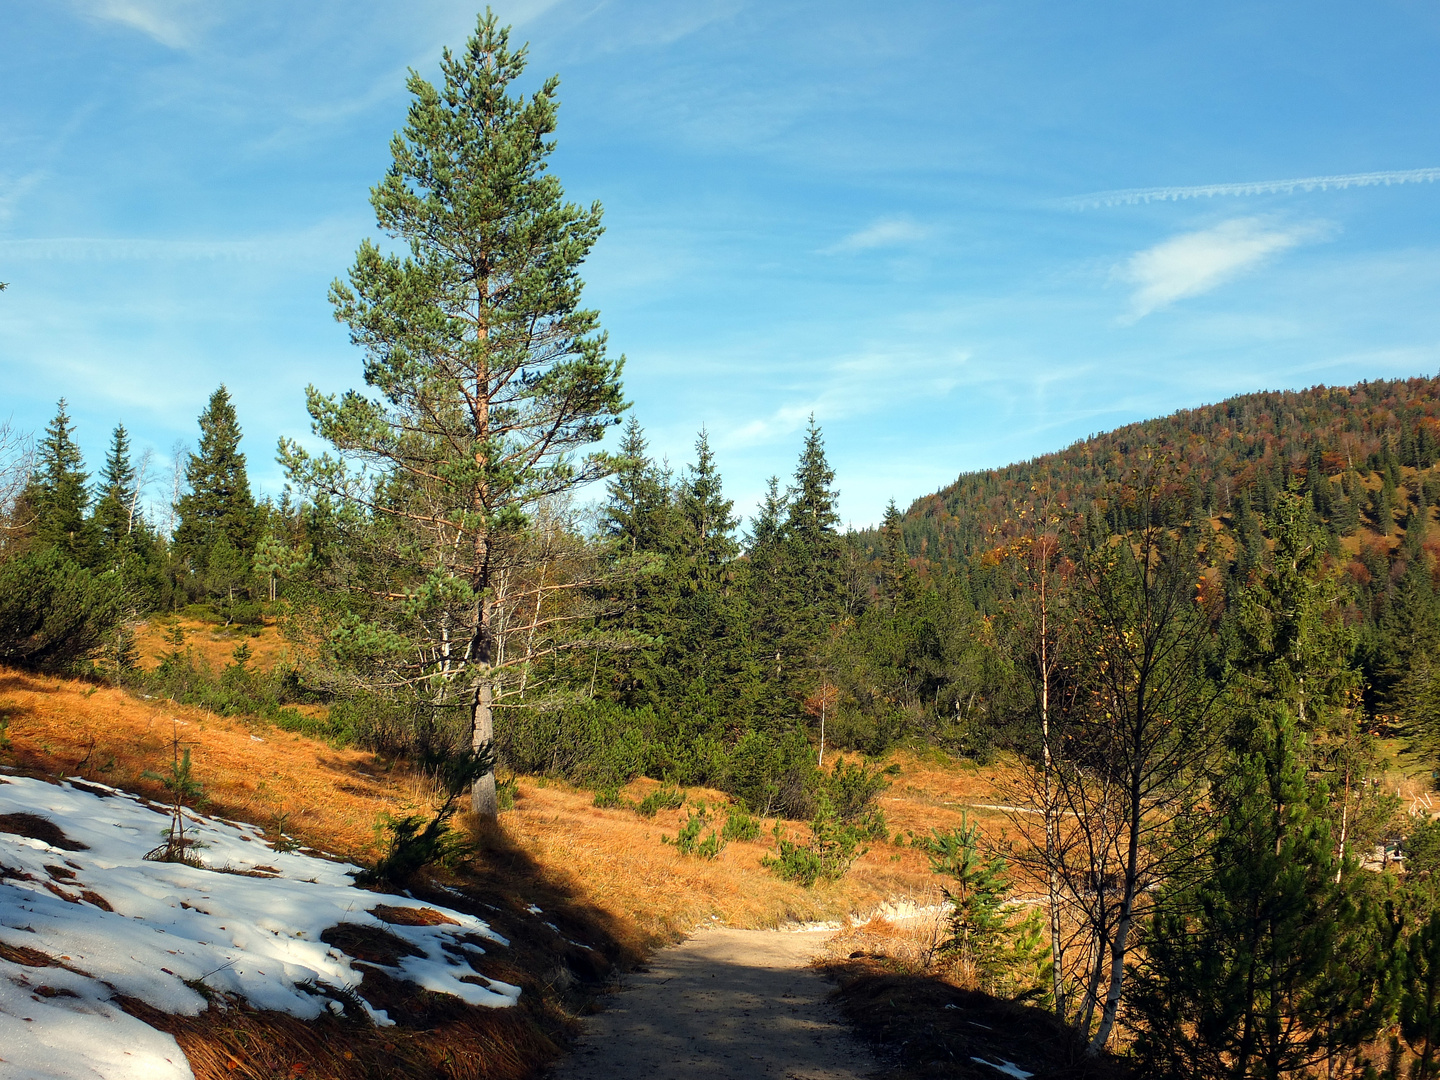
[
  {"xmin": 762, "ymin": 828, "xmax": 828, "ymax": 887},
  {"xmin": 721, "ymin": 807, "xmax": 760, "ymax": 842},
  {"xmin": 821, "ymin": 757, "xmax": 894, "ymax": 823},
  {"xmin": 635, "ymin": 785, "xmax": 686, "ymax": 818},
  {"xmin": 0, "ymin": 549, "xmax": 125, "ymax": 671},
  {"xmin": 663, "ymin": 803, "xmax": 725, "ymax": 859},
  {"xmin": 130, "ymin": 652, "xmax": 352, "ymax": 742},
  {"xmin": 361, "ymin": 810, "xmax": 473, "ymax": 886},
  {"xmin": 919, "ymin": 816, "xmax": 1051, "ymax": 1001},
  {"xmin": 762, "ymin": 796, "xmax": 862, "ymax": 887},
  {"xmin": 593, "ymin": 785, "xmax": 625, "ymax": 809},
  {"xmin": 357, "ymin": 748, "xmax": 492, "ymax": 887},
  {"xmin": 1407, "ymin": 814, "xmax": 1440, "ymax": 876},
  {"xmin": 496, "ymin": 775, "xmax": 517, "ymax": 811}
]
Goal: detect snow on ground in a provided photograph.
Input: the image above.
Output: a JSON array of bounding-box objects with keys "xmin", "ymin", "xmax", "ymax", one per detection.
[{"xmin": 0, "ymin": 772, "xmax": 520, "ymax": 1080}]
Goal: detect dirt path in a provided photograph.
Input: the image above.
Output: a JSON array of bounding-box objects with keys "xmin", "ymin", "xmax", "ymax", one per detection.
[{"xmin": 550, "ymin": 926, "xmax": 877, "ymax": 1080}]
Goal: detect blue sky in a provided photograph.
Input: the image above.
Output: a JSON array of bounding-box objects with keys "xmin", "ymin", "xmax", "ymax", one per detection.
[{"xmin": 3, "ymin": 1, "xmax": 1440, "ymax": 529}]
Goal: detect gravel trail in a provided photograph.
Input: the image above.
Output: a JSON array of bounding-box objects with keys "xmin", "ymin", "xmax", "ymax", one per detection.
[{"xmin": 550, "ymin": 926, "xmax": 876, "ymax": 1080}]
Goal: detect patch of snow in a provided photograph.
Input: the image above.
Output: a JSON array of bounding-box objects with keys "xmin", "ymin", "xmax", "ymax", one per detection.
[
  {"xmin": 0, "ymin": 963, "xmax": 194, "ymax": 1080},
  {"xmin": 525, "ymin": 904, "xmax": 543, "ymax": 915},
  {"xmin": 0, "ymin": 775, "xmax": 523, "ymax": 1080},
  {"xmin": 970, "ymin": 1057, "xmax": 1033, "ymax": 1079}
]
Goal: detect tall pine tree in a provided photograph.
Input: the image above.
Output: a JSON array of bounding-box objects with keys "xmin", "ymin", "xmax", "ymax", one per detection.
[
  {"xmin": 21, "ymin": 399, "xmax": 95, "ymax": 563},
  {"xmin": 675, "ymin": 428, "xmax": 738, "ymax": 593},
  {"xmin": 778, "ymin": 417, "xmax": 844, "ymax": 695},
  {"xmin": 93, "ymin": 423, "xmax": 137, "ymax": 557},
  {"xmin": 282, "ymin": 13, "xmax": 626, "ymax": 816},
  {"xmin": 174, "ymin": 386, "xmax": 257, "ymax": 578}
]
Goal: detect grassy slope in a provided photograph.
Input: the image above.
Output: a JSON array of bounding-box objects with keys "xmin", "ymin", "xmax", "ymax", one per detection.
[{"xmin": 0, "ymin": 654, "xmax": 1025, "ymax": 1078}]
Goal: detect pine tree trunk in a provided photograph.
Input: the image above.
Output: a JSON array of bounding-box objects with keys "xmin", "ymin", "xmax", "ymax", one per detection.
[
  {"xmin": 1087, "ymin": 747, "xmax": 1146, "ymax": 1054},
  {"xmin": 1038, "ymin": 574, "xmax": 1067, "ymax": 1023},
  {"xmin": 471, "ymin": 678, "xmax": 497, "ymax": 817}
]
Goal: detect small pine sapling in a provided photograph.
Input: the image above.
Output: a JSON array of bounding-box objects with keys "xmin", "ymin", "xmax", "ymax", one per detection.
[
  {"xmin": 269, "ymin": 810, "xmax": 299, "ymax": 853},
  {"xmin": 663, "ymin": 802, "xmax": 726, "ymax": 859},
  {"xmin": 762, "ymin": 795, "xmax": 862, "ymax": 887},
  {"xmin": 922, "ymin": 815, "xmax": 1050, "ymax": 1000},
  {"xmin": 634, "ymin": 785, "xmax": 686, "ymax": 818},
  {"xmin": 112, "ymin": 624, "xmax": 139, "ymax": 671},
  {"xmin": 721, "ymin": 806, "xmax": 760, "ymax": 842},
  {"xmin": 143, "ymin": 730, "xmax": 205, "ymax": 865},
  {"xmin": 359, "ymin": 746, "xmax": 493, "ymax": 887},
  {"xmin": 158, "ymin": 621, "xmax": 188, "ymax": 672}
]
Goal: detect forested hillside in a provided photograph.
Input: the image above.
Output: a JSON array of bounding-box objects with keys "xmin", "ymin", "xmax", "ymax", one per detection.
[{"xmin": 895, "ymin": 376, "xmax": 1440, "ymax": 568}]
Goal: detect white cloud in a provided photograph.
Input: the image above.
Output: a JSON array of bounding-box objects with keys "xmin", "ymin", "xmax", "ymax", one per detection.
[
  {"xmin": 824, "ymin": 216, "xmax": 931, "ymax": 254},
  {"xmin": 68, "ymin": 0, "xmax": 214, "ymax": 48},
  {"xmin": 1119, "ymin": 217, "xmax": 1326, "ymax": 320}
]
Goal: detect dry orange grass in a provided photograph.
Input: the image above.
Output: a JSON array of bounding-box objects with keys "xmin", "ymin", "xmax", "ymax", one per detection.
[
  {"xmin": 500, "ymin": 776, "xmax": 943, "ymax": 942},
  {"xmin": 130, "ymin": 615, "xmax": 295, "ymax": 673},
  {"xmin": 0, "ymin": 666, "xmax": 422, "ymax": 860},
  {"xmin": 0, "ymin": 666, "xmax": 1013, "ymax": 947}
]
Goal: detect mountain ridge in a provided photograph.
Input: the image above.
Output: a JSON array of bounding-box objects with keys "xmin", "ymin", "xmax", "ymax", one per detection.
[{"xmin": 889, "ymin": 374, "xmax": 1440, "ymax": 569}]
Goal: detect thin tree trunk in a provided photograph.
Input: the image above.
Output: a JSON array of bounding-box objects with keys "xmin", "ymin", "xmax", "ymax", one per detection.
[
  {"xmin": 1335, "ymin": 761, "xmax": 1351, "ymax": 884},
  {"xmin": 1038, "ymin": 565, "xmax": 1067, "ymax": 1023},
  {"xmin": 1088, "ymin": 692, "xmax": 1147, "ymax": 1054},
  {"xmin": 819, "ymin": 698, "xmax": 826, "ymax": 768},
  {"xmin": 471, "ymin": 678, "xmax": 497, "ymax": 816}
]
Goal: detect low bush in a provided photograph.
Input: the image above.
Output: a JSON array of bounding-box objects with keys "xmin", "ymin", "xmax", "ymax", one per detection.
[
  {"xmin": 358, "ymin": 748, "xmax": 493, "ymax": 887},
  {"xmin": 0, "ymin": 549, "xmax": 125, "ymax": 671},
  {"xmin": 592, "ymin": 785, "xmax": 625, "ymax": 809},
  {"xmin": 129, "ymin": 651, "xmax": 351, "ymax": 742},
  {"xmin": 721, "ymin": 806, "xmax": 760, "ymax": 842},
  {"xmin": 662, "ymin": 803, "xmax": 725, "ymax": 859},
  {"xmin": 1406, "ymin": 814, "xmax": 1440, "ymax": 876},
  {"xmin": 635, "ymin": 785, "xmax": 686, "ymax": 818},
  {"xmin": 762, "ymin": 795, "xmax": 864, "ymax": 887}
]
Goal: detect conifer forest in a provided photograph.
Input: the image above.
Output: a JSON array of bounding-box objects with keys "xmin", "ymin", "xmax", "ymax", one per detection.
[{"xmin": 3, "ymin": 14, "xmax": 1440, "ymax": 1080}]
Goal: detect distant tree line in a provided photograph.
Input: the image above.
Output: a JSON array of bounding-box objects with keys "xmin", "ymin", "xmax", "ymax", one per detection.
[{"xmin": 0, "ymin": 387, "xmax": 315, "ymax": 669}]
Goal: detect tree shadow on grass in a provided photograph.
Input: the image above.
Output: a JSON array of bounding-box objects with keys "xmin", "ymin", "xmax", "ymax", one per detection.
[{"xmin": 114, "ymin": 813, "xmax": 644, "ymax": 1080}]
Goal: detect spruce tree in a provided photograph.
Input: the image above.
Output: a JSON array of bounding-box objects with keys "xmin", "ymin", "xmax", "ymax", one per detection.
[
  {"xmin": 676, "ymin": 429, "xmax": 738, "ymax": 592},
  {"xmin": 781, "ymin": 418, "xmax": 844, "ymax": 658},
  {"xmin": 93, "ymin": 423, "xmax": 137, "ymax": 556},
  {"xmin": 602, "ymin": 417, "xmax": 671, "ymax": 556},
  {"xmin": 281, "ymin": 12, "xmax": 626, "ymax": 816},
  {"xmin": 22, "ymin": 400, "xmax": 95, "ymax": 563},
  {"xmin": 173, "ymin": 386, "xmax": 257, "ymax": 577},
  {"xmin": 1401, "ymin": 910, "xmax": 1440, "ymax": 1079},
  {"xmin": 597, "ymin": 418, "xmax": 673, "ymax": 708},
  {"xmin": 879, "ymin": 499, "xmax": 917, "ymax": 609},
  {"xmin": 1131, "ymin": 710, "xmax": 1382, "ymax": 1080},
  {"xmin": 743, "ymin": 475, "xmax": 791, "ymax": 703}
]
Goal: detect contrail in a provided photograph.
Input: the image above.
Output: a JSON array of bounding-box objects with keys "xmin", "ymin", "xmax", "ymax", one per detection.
[{"xmin": 1060, "ymin": 167, "xmax": 1440, "ymax": 209}]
